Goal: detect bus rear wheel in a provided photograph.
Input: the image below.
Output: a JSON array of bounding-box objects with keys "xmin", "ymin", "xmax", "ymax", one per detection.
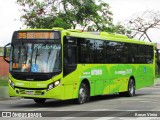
[
  {"xmin": 34, "ymin": 98, "xmax": 46, "ymax": 104},
  {"xmin": 127, "ymin": 78, "xmax": 135, "ymax": 97},
  {"xmin": 119, "ymin": 78, "xmax": 135, "ymax": 97},
  {"xmin": 77, "ymin": 82, "xmax": 89, "ymax": 104}
]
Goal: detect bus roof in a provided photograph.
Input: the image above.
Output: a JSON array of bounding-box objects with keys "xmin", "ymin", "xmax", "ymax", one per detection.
[
  {"xmin": 16, "ymin": 28, "xmax": 154, "ymax": 46},
  {"xmin": 63, "ymin": 30, "xmax": 154, "ymax": 46}
]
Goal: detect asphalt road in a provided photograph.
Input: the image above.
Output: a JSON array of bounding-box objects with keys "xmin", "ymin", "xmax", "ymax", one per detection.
[{"xmin": 0, "ymin": 86, "xmax": 160, "ymax": 120}]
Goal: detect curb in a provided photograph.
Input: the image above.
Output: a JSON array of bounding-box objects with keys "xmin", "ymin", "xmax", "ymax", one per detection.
[
  {"xmin": 0, "ymin": 86, "xmax": 19, "ymax": 100},
  {"xmin": 154, "ymin": 78, "xmax": 160, "ymax": 86},
  {"xmin": 0, "ymin": 86, "xmax": 20, "ymax": 101},
  {"xmin": 0, "ymin": 86, "xmax": 9, "ymax": 99}
]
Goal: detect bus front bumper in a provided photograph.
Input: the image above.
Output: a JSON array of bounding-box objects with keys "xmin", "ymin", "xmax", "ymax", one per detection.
[{"xmin": 8, "ymin": 83, "xmax": 65, "ymax": 100}]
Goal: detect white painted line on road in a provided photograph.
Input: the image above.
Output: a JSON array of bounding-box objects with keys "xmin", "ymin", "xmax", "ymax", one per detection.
[
  {"xmin": 119, "ymin": 117, "xmax": 160, "ymax": 120},
  {"xmin": 116, "ymin": 99, "xmax": 146, "ymax": 101},
  {"xmin": 152, "ymin": 92, "xmax": 160, "ymax": 94},
  {"xmin": 96, "ymin": 117, "xmax": 156, "ymax": 120},
  {"xmin": 95, "ymin": 117, "xmax": 115, "ymax": 120},
  {"xmin": 139, "ymin": 100, "xmax": 159, "ymax": 104},
  {"xmin": 27, "ymin": 108, "xmax": 46, "ymax": 111},
  {"xmin": 140, "ymin": 100, "xmax": 152, "ymax": 103},
  {"xmin": 27, "ymin": 107, "xmax": 69, "ymax": 112},
  {"xmin": 58, "ymin": 117, "xmax": 76, "ymax": 120},
  {"xmin": 53, "ymin": 109, "xmax": 73, "ymax": 111},
  {"xmin": 20, "ymin": 99, "xmax": 31, "ymax": 101},
  {"xmin": 91, "ymin": 109, "xmax": 109, "ymax": 111}
]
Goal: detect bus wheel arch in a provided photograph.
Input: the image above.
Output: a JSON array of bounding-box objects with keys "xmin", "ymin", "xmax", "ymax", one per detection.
[
  {"xmin": 76, "ymin": 79, "xmax": 90, "ymax": 104},
  {"xmin": 119, "ymin": 76, "xmax": 136, "ymax": 97}
]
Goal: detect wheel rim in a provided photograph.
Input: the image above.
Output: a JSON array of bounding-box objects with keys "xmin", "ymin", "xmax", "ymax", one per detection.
[
  {"xmin": 129, "ymin": 80, "xmax": 134, "ymax": 96},
  {"xmin": 79, "ymin": 86, "xmax": 87, "ymax": 103}
]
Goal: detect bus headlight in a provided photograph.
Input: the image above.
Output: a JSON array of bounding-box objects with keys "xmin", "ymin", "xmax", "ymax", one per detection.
[
  {"xmin": 47, "ymin": 80, "xmax": 60, "ymax": 91},
  {"xmin": 9, "ymin": 79, "xmax": 15, "ymax": 89}
]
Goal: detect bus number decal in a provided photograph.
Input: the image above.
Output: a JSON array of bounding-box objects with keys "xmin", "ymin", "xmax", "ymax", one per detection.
[
  {"xmin": 91, "ymin": 69, "xmax": 103, "ymax": 75},
  {"xmin": 115, "ymin": 69, "xmax": 132, "ymax": 75}
]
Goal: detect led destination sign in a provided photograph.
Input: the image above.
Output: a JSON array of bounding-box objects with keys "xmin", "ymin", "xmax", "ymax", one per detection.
[{"xmin": 15, "ymin": 31, "xmax": 60, "ymax": 39}]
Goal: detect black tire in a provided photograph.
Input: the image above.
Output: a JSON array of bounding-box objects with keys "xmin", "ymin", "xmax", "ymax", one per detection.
[
  {"xmin": 119, "ymin": 78, "xmax": 135, "ymax": 97},
  {"xmin": 77, "ymin": 82, "xmax": 89, "ymax": 104},
  {"xmin": 127, "ymin": 78, "xmax": 135, "ymax": 97},
  {"xmin": 34, "ymin": 98, "xmax": 46, "ymax": 104}
]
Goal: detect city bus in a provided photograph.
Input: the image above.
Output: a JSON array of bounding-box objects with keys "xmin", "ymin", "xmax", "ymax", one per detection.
[{"xmin": 3, "ymin": 28, "xmax": 155, "ymax": 104}]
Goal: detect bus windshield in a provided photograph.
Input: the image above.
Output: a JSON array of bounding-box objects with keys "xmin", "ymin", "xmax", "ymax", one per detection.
[{"xmin": 11, "ymin": 43, "xmax": 62, "ymax": 73}]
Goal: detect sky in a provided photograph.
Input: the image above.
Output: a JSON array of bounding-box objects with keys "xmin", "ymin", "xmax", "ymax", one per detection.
[
  {"xmin": 0, "ymin": 0, "xmax": 160, "ymax": 46},
  {"xmin": 0, "ymin": 0, "xmax": 22, "ymax": 46},
  {"xmin": 106, "ymin": 0, "xmax": 160, "ymax": 43}
]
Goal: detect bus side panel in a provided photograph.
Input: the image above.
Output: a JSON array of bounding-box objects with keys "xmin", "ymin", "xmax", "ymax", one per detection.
[
  {"xmin": 76, "ymin": 65, "xmax": 106, "ymax": 96},
  {"xmin": 62, "ymin": 72, "xmax": 80, "ymax": 100},
  {"xmin": 109, "ymin": 64, "xmax": 136, "ymax": 93},
  {"xmin": 93, "ymin": 65, "xmax": 107, "ymax": 95},
  {"xmin": 135, "ymin": 64, "xmax": 154, "ymax": 89},
  {"xmin": 117, "ymin": 64, "xmax": 129, "ymax": 93},
  {"xmin": 73, "ymin": 64, "xmax": 110, "ymax": 97},
  {"xmin": 106, "ymin": 64, "xmax": 119, "ymax": 94},
  {"xmin": 143, "ymin": 65, "xmax": 154, "ymax": 87}
]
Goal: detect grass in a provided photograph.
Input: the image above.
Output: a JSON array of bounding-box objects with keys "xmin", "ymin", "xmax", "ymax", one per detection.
[
  {"xmin": 156, "ymin": 74, "xmax": 160, "ymax": 78},
  {"xmin": 0, "ymin": 79, "xmax": 8, "ymax": 86}
]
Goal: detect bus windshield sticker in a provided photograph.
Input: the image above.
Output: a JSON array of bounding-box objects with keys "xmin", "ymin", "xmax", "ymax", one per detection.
[
  {"xmin": 144, "ymin": 67, "xmax": 147, "ymax": 73},
  {"xmin": 12, "ymin": 63, "xmax": 19, "ymax": 69},
  {"xmin": 34, "ymin": 44, "xmax": 61, "ymax": 50},
  {"xmin": 31, "ymin": 64, "xmax": 39, "ymax": 72},
  {"xmin": 22, "ymin": 64, "xmax": 30, "ymax": 71}
]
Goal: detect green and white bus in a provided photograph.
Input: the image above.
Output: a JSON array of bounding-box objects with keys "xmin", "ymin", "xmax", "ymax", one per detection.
[{"xmin": 4, "ymin": 28, "xmax": 155, "ymax": 104}]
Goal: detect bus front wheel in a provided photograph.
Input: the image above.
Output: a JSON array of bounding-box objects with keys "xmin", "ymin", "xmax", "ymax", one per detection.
[
  {"xmin": 34, "ymin": 98, "xmax": 46, "ymax": 104},
  {"xmin": 77, "ymin": 82, "xmax": 89, "ymax": 104}
]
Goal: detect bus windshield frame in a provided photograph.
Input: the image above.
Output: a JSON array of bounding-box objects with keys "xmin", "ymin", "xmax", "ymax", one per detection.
[
  {"xmin": 10, "ymin": 43, "xmax": 62, "ymax": 74},
  {"xmin": 10, "ymin": 31, "xmax": 62, "ymax": 74}
]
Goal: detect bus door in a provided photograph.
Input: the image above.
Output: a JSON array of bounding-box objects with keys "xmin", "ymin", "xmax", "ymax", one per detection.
[{"xmin": 63, "ymin": 37, "xmax": 77, "ymax": 77}]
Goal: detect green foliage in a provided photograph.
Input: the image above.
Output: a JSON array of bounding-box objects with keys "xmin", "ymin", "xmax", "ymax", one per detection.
[
  {"xmin": 0, "ymin": 79, "xmax": 8, "ymax": 86},
  {"xmin": 16, "ymin": 0, "xmax": 129, "ymax": 34},
  {"xmin": 16, "ymin": 0, "xmax": 114, "ymax": 31},
  {"xmin": 111, "ymin": 23, "xmax": 132, "ymax": 36},
  {"xmin": 0, "ymin": 47, "xmax": 10, "ymax": 56}
]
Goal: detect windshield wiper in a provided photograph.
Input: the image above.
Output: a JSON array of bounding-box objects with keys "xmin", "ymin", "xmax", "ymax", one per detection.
[
  {"xmin": 34, "ymin": 42, "xmax": 48, "ymax": 64},
  {"xmin": 22, "ymin": 43, "xmax": 28, "ymax": 64},
  {"xmin": 47, "ymin": 48, "xmax": 52, "ymax": 64},
  {"xmin": 35, "ymin": 47, "xmax": 38, "ymax": 64}
]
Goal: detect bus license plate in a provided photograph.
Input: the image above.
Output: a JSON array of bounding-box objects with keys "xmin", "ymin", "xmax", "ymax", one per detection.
[{"xmin": 25, "ymin": 90, "xmax": 34, "ymax": 95}]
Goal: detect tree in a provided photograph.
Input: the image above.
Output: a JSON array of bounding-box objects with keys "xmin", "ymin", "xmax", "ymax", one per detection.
[
  {"xmin": 109, "ymin": 22, "xmax": 132, "ymax": 35},
  {"xmin": 126, "ymin": 10, "xmax": 160, "ymax": 42},
  {"xmin": 16, "ymin": 0, "xmax": 113, "ymax": 31},
  {"xmin": 126, "ymin": 10, "xmax": 160, "ymax": 66}
]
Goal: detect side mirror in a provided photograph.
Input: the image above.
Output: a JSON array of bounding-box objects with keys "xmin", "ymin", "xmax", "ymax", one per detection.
[{"xmin": 3, "ymin": 43, "xmax": 11, "ymax": 63}]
